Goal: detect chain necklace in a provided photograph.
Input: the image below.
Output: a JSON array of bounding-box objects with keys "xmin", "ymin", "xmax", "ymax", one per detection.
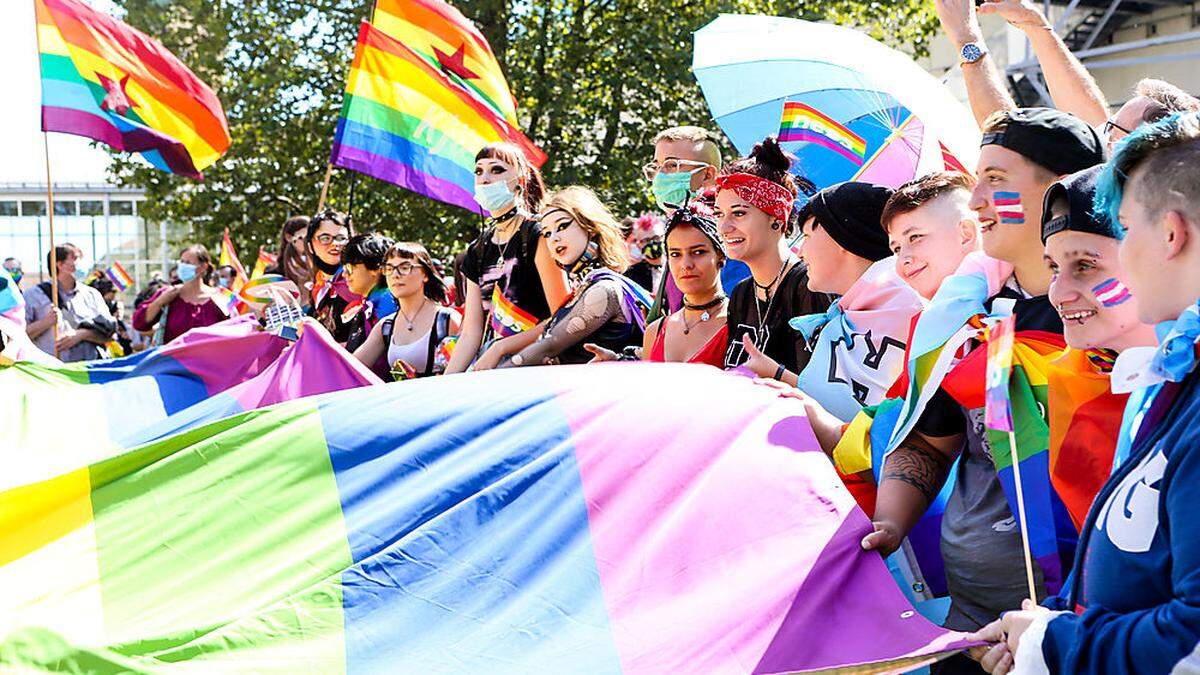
[
  {"xmin": 398, "ymin": 297, "xmax": 428, "ymax": 331},
  {"xmin": 753, "ymin": 259, "xmax": 792, "ymax": 341}
]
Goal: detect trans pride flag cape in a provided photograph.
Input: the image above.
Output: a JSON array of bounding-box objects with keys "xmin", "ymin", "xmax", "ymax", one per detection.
[{"xmin": 1, "ymin": 364, "xmax": 977, "ymax": 673}]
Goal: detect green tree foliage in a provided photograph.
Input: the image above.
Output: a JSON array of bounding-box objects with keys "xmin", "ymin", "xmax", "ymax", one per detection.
[{"xmin": 111, "ymin": 0, "xmax": 936, "ymax": 259}]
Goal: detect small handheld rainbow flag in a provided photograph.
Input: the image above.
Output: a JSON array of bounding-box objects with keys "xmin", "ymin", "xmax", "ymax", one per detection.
[
  {"xmin": 251, "ymin": 248, "xmax": 277, "ymax": 280},
  {"xmin": 985, "ymin": 314, "xmax": 1017, "ymax": 432},
  {"xmin": 105, "ymin": 261, "xmax": 134, "ymax": 291},
  {"xmin": 34, "ymin": 0, "xmax": 230, "ymax": 178},
  {"xmin": 219, "ymin": 229, "xmax": 248, "ymax": 292},
  {"xmin": 778, "ymin": 101, "xmax": 867, "ymax": 166},
  {"xmin": 994, "ymin": 192, "xmax": 1025, "ymax": 225},
  {"xmin": 490, "ymin": 285, "xmax": 538, "ymax": 338}
]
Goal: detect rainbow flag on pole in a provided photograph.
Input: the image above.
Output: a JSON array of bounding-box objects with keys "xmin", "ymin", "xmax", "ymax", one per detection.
[
  {"xmin": 330, "ymin": 21, "xmax": 544, "ymax": 213},
  {"xmin": 104, "ymin": 261, "xmax": 133, "ymax": 292},
  {"xmin": 250, "ymin": 248, "xmax": 277, "ymax": 280},
  {"xmin": 778, "ymin": 101, "xmax": 868, "ymax": 166},
  {"xmin": 985, "ymin": 314, "xmax": 1017, "ymax": 432},
  {"xmin": 0, "ymin": 364, "xmax": 976, "ymax": 672},
  {"xmin": 34, "ymin": 0, "xmax": 230, "ymax": 178}
]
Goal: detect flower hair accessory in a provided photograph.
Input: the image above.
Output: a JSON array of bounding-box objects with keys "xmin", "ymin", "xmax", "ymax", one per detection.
[{"xmin": 715, "ymin": 172, "xmax": 794, "ymax": 223}]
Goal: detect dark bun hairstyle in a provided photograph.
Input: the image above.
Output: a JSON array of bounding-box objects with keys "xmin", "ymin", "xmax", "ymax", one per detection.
[{"xmin": 720, "ymin": 136, "xmax": 798, "ymax": 197}]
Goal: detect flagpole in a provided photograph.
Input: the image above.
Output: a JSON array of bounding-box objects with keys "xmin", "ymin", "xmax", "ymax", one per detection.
[
  {"xmin": 316, "ymin": 162, "xmax": 334, "ymax": 212},
  {"xmin": 43, "ymin": 132, "xmax": 60, "ymax": 357},
  {"xmin": 1007, "ymin": 431, "xmax": 1040, "ymax": 604}
]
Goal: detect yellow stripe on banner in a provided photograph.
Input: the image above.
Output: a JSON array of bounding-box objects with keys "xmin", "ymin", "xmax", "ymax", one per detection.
[
  {"xmin": 0, "ymin": 472, "xmax": 105, "ymax": 648},
  {"xmin": 832, "ymin": 410, "xmax": 875, "ymax": 476},
  {"xmin": 63, "ymin": 44, "xmax": 222, "ymax": 167},
  {"xmin": 348, "ymin": 54, "xmax": 501, "ymax": 145},
  {"xmin": 372, "ymin": 12, "xmax": 516, "ymax": 122},
  {"xmin": 1013, "ymin": 342, "xmax": 1062, "ymax": 389}
]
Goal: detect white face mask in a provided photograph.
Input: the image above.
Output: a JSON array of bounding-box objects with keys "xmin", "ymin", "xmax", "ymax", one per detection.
[{"xmin": 475, "ymin": 181, "xmax": 517, "ymax": 213}]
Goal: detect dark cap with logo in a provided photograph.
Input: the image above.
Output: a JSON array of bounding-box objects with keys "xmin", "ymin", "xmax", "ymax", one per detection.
[
  {"xmin": 981, "ymin": 108, "xmax": 1105, "ymax": 177},
  {"xmin": 1041, "ymin": 165, "xmax": 1120, "ymax": 242}
]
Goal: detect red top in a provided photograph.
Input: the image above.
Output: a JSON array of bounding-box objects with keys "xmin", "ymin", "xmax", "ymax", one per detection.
[{"xmin": 648, "ymin": 318, "xmax": 728, "ymax": 368}]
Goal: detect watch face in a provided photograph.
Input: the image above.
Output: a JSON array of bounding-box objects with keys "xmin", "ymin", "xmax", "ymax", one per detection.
[{"xmin": 962, "ymin": 44, "xmax": 983, "ymax": 62}]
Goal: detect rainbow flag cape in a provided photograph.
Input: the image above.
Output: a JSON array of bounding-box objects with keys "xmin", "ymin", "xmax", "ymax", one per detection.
[
  {"xmin": 0, "ymin": 363, "xmax": 976, "ymax": 672},
  {"xmin": 103, "ymin": 261, "xmax": 134, "ymax": 292},
  {"xmin": 940, "ymin": 330, "xmax": 1076, "ymax": 592},
  {"xmin": 373, "ymin": 0, "xmax": 518, "ymax": 125},
  {"xmin": 330, "ymin": 21, "xmax": 544, "ymax": 213},
  {"xmin": 778, "ymin": 101, "xmax": 868, "ymax": 166},
  {"xmin": 34, "ymin": 0, "xmax": 230, "ymax": 178}
]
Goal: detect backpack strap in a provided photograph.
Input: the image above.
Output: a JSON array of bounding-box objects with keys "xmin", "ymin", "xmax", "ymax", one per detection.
[{"xmin": 423, "ymin": 308, "xmax": 452, "ymax": 376}]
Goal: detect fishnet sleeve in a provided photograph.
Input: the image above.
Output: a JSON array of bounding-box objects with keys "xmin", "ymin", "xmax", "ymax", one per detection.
[{"xmin": 505, "ymin": 280, "xmax": 623, "ymax": 367}]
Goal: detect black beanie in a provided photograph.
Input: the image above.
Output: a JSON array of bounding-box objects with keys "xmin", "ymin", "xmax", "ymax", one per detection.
[{"xmin": 799, "ymin": 181, "xmax": 894, "ymax": 262}]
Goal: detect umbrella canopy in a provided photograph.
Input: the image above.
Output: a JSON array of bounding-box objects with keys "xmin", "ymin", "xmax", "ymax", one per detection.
[{"xmin": 694, "ymin": 14, "xmax": 980, "ymax": 191}]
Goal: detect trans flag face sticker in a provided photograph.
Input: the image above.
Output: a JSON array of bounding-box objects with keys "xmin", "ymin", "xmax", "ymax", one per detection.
[
  {"xmin": 1093, "ymin": 278, "xmax": 1133, "ymax": 307},
  {"xmin": 993, "ymin": 192, "xmax": 1025, "ymax": 224}
]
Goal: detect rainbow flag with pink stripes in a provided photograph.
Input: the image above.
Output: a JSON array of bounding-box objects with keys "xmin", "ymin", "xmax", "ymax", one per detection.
[
  {"xmin": 490, "ymin": 285, "xmax": 539, "ymax": 338},
  {"xmin": 1, "ymin": 363, "xmax": 976, "ymax": 672},
  {"xmin": 779, "ymin": 101, "xmax": 867, "ymax": 166}
]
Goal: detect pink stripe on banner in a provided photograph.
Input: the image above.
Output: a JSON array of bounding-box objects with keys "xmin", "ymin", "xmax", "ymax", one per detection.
[
  {"xmin": 155, "ymin": 316, "xmax": 289, "ymax": 394},
  {"xmin": 558, "ymin": 363, "xmax": 976, "ymax": 673},
  {"xmin": 779, "ymin": 129, "xmax": 865, "ymax": 165}
]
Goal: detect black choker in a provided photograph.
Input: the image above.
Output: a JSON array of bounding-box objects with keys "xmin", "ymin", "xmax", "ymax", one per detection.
[{"xmin": 683, "ymin": 295, "xmax": 726, "ymax": 311}]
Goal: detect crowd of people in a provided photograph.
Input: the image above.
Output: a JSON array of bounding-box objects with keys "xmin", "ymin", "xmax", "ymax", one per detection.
[{"xmin": 4, "ymin": 0, "xmax": 1200, "ymax": 671}]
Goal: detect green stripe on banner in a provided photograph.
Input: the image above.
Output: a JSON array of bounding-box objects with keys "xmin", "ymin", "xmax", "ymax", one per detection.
[
  {"xmin": 987, "ymin": 365, "xmax": 1049, "ymax": 471},
  {"xmin": 38, "ymin": 52, "xmax": 89, "ymax": 85},
  {"xmin": 341, "ymin": 93, "xmax": 476, "ymax": 168},
  {"xmin": 88, "ymin": 402, "xmax": 352, "ymax": 672}
]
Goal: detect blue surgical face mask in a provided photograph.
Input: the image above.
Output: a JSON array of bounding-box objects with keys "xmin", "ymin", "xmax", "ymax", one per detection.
[
  {"xmin": 474, "ymin": 180, "xmax": 517, "ymax": 214},
  {"xmin": 217, "ymin": 276, "xmax": 231, "ymax": 289},
  {"xmin": 651, "ymin": 169, "xmax": 701, "ymax": 212},
  {"xmin": 176, "ymin": 261, "xmax": 198, "ymax": 282}
]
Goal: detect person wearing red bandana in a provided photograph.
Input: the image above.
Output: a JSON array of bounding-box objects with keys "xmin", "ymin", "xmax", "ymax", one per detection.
[{"xmin": 713, "ymin": 137, "xmax": 833, "ymax": 375}]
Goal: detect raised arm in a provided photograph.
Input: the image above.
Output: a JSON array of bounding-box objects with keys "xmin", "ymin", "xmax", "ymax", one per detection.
[
  {"xmin": 935, "ymin": 0, "xmax": 1018, "ymax": 127},
  {"xmin": 979, "ymin": 0, "xmax": 1109, "ymax": 126}
]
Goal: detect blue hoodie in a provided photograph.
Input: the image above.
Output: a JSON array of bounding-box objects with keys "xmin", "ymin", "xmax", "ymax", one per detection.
[{"xmin": 1020, "ymin": 369, "xmax": 1200, "ymax": 673}]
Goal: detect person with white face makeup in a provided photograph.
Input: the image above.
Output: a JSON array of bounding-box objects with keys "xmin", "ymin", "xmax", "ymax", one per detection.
[
  {"xmin": 446, "ymin": 143, "xmax": 569, "ymax": 373},
  {"xmin": 501, "ymin": 187, "xmax": 649, "ymax": 367},
  {"xmin": 970, "ymin": 113, "xmax": 1200, "ymax": 675}
]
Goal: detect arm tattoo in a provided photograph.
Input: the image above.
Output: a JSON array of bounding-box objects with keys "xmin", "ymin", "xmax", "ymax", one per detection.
[{"xmin": 881, "ymin": 436, "xmax": 954, "ymax": 505}]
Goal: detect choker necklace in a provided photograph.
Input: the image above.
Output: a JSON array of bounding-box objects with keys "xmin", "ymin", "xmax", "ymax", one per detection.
[{"xmin": 682, "ymin": 294, "xmax": 726, "ymax": 325}]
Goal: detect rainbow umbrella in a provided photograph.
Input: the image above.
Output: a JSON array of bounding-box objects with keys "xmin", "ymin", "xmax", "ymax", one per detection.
[{"xmin": 693, "ymin": 14, "xmax": 980, "ymax": 190}]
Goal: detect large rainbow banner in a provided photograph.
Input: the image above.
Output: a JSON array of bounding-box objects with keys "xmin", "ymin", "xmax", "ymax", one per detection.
[
  {"xmin": 778, "ymin": 101, "xmax": 868, "ymax": 166},
  {"xmin": 1, "ymin": 363, "xmax": 975, "ymax": 672},
  {"xmin": 35, "ymin": 0, "xmax": 230, "ymax": 178}
]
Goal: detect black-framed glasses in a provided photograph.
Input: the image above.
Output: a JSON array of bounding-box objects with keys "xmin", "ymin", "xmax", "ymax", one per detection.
[
  {"xmin": 1104, "ymin": 118, "xmax": 1135, "ymax": 139},
  {"xmin": 384, "ymin": 261, "xmax": 417, "ymax": 276},
  {"xmin": 315, "ymin": 233, "xmax": 349, "ymax": 246}
]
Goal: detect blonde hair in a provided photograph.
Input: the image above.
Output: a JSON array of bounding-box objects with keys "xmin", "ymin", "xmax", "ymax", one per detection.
[
  {"xmin": 542, "ymin": 187, "xmax": 630, "ymax": 273},
  {"xmin": 652, "ymin": 126, "xmax": 721, "ymax": 167}
]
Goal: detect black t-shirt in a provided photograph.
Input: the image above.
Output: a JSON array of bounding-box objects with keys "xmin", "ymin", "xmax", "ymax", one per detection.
[
  {"xmin": 724, "ymin": 262, "xmax": 834, "ymax": 373},
  {"xmin": 461, "ymin": 218, "xmax": 552, "ymax": 340},
  {"xmin": 624, "ymin": 261, "xmax": 658, "ymax": 296}
]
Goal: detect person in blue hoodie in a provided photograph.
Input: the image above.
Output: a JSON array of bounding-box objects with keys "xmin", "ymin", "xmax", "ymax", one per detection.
[{"xmin": 971, "ymin": 112, "xmax": 1200, "ymax": 674}]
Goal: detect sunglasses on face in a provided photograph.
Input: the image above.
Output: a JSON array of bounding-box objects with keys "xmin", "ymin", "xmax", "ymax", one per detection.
[
  {"xmin": 384, "ymin": 262, "xmax": 418, "ymax": 276},
  {"xmin": 315, "ymin": 234, "xmax": 349, "ymax": 246}
]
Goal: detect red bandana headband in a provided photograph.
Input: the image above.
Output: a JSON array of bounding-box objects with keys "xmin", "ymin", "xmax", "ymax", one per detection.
[{"xmin": 715, "ymin": 172, "xmax": 794, "ymax": 223}]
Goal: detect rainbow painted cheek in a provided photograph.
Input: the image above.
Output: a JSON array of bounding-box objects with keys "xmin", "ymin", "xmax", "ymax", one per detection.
[{"xmin": 1092, "ymin": 278, "xmax": 1132, "ymax": 307}]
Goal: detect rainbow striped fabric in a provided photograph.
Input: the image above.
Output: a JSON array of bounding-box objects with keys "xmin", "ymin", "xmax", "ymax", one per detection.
[
  {"xmin": 489, "ymin": 284, "xmax": 539, "ymax": 338},
  {"xmin": 0, "ymin": 363, "xmax": 976, "ymax": 672},
  {"xmin": 330, "ymin": 20, "xmax": 543, "ymax": 213},
  {"xmin": 35, "ymin": 0, "xmax": 230, "ymax": 178},
  {"xmin": 103, "ymin": 261, "xmax": 133, "ymax": 292},
  {"xmin": 778, "ymin": 101, "xmax": 867, "ymax": 166},
  {"xmin": 250, "ymin": 248, "xmax": 277, "ymax": 280}
]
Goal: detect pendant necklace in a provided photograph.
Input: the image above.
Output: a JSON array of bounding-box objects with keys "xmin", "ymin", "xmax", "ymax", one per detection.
[
  {"xmin": 399, "ymin": 297, "xmax": 427, "ymax": 331},
  {"xmin": 681, "ymin": 294, "xmax": 727, "ymax": 333}
]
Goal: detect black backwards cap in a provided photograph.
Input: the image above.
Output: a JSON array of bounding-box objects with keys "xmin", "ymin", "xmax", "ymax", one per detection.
[
  {"xmin": 1041, "ymin": 165, "xmax": 1119, "ymax": 243},
  {"xmin": 981, "ymin": 108, "xmax": 1106, "ymax": 177}
]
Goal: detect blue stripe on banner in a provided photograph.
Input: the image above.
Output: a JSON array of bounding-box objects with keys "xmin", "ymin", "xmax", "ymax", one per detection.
[
  {"xmin": 85, "ymin": 352, "xmax": 210, "ymax": 443},
  {"xmin": 332, "ymin": 117, "xmax": 476, "ymax": 193},
  {"xmin": 318, "ymin": 372, "xmax": 623, "ymax": 674}
]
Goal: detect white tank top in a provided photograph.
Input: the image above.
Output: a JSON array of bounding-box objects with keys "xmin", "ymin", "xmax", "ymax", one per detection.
[{"xmin": 387, "ymin": 326, "xmax": 431, "ymax": 374}]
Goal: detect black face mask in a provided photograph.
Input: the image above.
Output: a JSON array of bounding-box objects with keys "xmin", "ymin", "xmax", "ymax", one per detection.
[
  {"xmin": 640, "ymin": 238, "xmax": 664, "ymax": 261},
  {"xmin": 312, "ymin": 246, "xmax": 341, "ymax": 275}
]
